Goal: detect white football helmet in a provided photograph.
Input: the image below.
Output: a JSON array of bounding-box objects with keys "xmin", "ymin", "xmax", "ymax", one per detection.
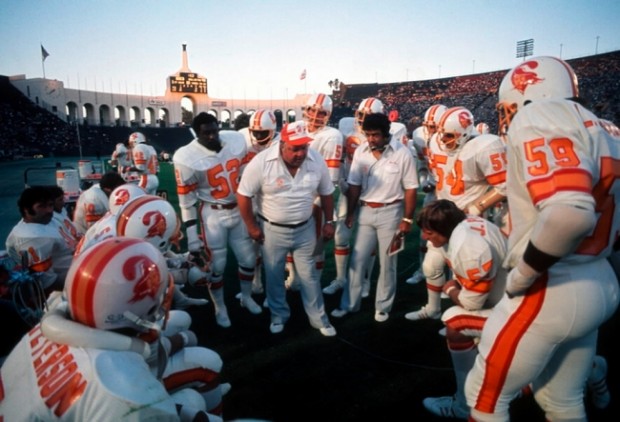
[
  {"xmin": 116, "ymin": 195, "xmax": 181, "ymax": 253},
  {"xmin": 437, "ymin": 106, "xmax": 475, "ymax": 151},
  {"xmin": 248, "ymin": 109, "xmax": 277, "ymax": 147},
  {"xmin": 65, "ymin": 237, "xmax": 171, "ymax": 331},
  {"xmin": 344, "ymin": 134, "xmax": 363, "ymax": 162},
  {"xmin": 108, "ymin": 183, "xmax": 147, "ymax": 215},
  {"xmin": 422, "ymin": 104, "xmax": 447, "ymax": 139},
  {"xmin": 476, "ymin": 122, "xmax": 490, "ymax": 135},
  {"xmin": 128, "ymin": 132, "xmax": 146, "ymax": 148},
  {"xmin": 303, "ymin": 93, "xmax": 333, "ymax": 130},
  {"xmin": 497, "ymin": 56, "xmax": 579, "ymax": 131},
  {"xmin": 355, "ymin": 97, "xmax": 385, "ymax": 128}
]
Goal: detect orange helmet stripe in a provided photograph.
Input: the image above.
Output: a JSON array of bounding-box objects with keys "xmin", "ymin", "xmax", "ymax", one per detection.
[
  {"xmin": 314, "ymin": 93, "xmax": 326, "ymax": 107},
  {"xmin": 70, "ymin": 238, "xmax": 144, "ymax": 327},
  {"xmin": 116, "ymin": 195, "xmax": 160, "ymax": 236},
  {"xmin": 437, "ymin": 106, "xmax": 465, "ymax": 129},
  {"xmin": 251, "ymin": 110, "xmax": 265, "ymax": 129}
]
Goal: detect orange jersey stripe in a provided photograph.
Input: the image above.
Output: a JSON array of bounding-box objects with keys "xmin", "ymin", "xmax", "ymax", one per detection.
[
  {"xmin": 527, "ymin": 168, "xmax": 591, "ymax": 204},
  {"xmin": 85, "ymin": 214, "xmax": 103, "ymax": 223},
  {"xmin": 325, "ymin": 159, "xmax": 341, "ymax": 169},
  {"xmin": 176, "ymin": 183, "xmax": 198, "ymax": 195},
  {"xmin": 30, "ymin": 258, "xmax": 53, "ymax": 273},
  {"xmin": 486, "ymin": 171, "xmax": 507, "ymax": 186},
  {"xmin": 457, "ymin": 275, "xmax": 494, "ymax": 294},
  {"xmin": 164, "ymin": 367, "xmax": 219, "ymax": 391}
]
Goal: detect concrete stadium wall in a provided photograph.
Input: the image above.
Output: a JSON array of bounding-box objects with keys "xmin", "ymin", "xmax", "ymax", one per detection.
[{"xmin": 8, "ymin": 75, "xmax": 308, "ymax": 129}]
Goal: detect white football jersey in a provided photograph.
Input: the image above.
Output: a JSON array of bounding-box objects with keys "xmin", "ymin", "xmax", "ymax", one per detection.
[
  {"xmin": 442, "ymin": 216, "xmax": 507, "ymax": 310},
  {"xmin": 429, "ymin": 133, "xmax": 507, "ymax": 209},
  {"xmin": 0, "ymin": 324, "xmax": 179, "ymax": 421},
  {"xmin": 73, "ymin": 184, "xmax": 109, "ymax": 234},
  {"xmin": 308, "ymin": 125, "xmax": 344, "ymax": 184},
  {"xmin": 74, "ymin": 212, "xmax": 117, "ymax": 256},
  {"xmin": 173, "ymin": 131, "xmax": 247, "ymax": 216},
  {"xmin": 504, "ymin": 99, "xmax": 620, "ymax": 267},
  {"xmin": 5, "ymin": 220, "xmax": 75, "ymax": 290},
  {"xmin": 132, "ymin": 143, "xmax": 159, "ymax": 175}
]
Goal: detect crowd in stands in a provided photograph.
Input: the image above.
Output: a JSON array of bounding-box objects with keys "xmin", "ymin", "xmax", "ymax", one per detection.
[
  {"xmin": 333, "ymin": 51, "xmax": 620, "ymax": 134},
  {"xmin": 1, "ymin": 51, "xmax": 619, "ymax": 160}
]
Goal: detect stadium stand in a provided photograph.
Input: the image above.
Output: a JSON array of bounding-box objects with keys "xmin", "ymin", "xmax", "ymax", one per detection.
[{"xmin": 337, "ymin": 51, "xmax": 620, "ymax": 135}]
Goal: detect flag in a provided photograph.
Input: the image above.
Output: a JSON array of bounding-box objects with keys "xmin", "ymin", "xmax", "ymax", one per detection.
[
  {"xmin": 300, "ymin": 69, "xmax": 306, "ymax": 80},
  {"xmin": 41, "ymin": 44, "xmax": 50, "ymax": 62}
]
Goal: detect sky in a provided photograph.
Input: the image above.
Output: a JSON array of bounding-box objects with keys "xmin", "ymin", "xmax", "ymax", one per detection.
[{"xmin": 1, "ymin": 0, "xmax": 619, "ymax": 100}]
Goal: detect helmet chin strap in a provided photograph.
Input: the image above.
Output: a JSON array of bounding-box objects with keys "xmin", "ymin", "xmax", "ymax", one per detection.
[{"xmin": 123, "ymin": 310, "xmax": 162, "ymax": 333}]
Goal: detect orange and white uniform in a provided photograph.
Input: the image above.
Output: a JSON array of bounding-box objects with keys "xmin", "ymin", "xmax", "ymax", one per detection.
[
  {"xmin": 132, "ymin": 142, "xmax": 159, "ymax": 194},
  {"xmin": 466, "ymin": 100, "xmax": 620, "ymax": 421},
  {"xmin": 173, "ymin": 131, "xmax": 256, "ymax": 293},
  {"xmin": 0, "ymin": 325, "xmax": 180, "ymax": 421},
  {"xmin": 72, "ymin": 184, "xmax": 109, "ymax": 234},
  {"xmin": 50, "ymin": 209, "xmax": 82, "ymax": 252},
  {"xmin": 5, "ymin": 220, "xmax": 74, "ymax": 290},
  {"xmin": 308, "ymin": 125, "xmax": 343, "ymax": 185},
  {"xmin": 428, "ymin": 133, "xmax": 507, "ymax": 210}
]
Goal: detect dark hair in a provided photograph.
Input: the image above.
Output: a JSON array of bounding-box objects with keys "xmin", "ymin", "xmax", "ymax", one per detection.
[
  {"xmin": 99, "ymin": 171, "xmax": 126, "ymax": 190},
  {"xmin": 362, "ymin": 113, "xmax": 391, "ymax": 137},
  {"xmin": 46, "ymin": 185, "xmax": 65, "ymax": 199},
  {"xmin": 17, "ymin": 186, "xmax": 54, "ymax": 217},
  {"xmin": 416, "ymin": 199, "xmax": 466, "ymax": 239},
  {"xmin": 192, "ymin": 112, "xmax": 218, "ymax": 134},
  {"xmin": 233, "ymin": 113, "xmax": 251, "ymax": 130}
]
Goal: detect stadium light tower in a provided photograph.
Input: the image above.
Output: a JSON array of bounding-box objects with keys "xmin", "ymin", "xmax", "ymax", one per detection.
[{"xmin": 516, "ymin": 39, "xmax": 534, "ymax": 61}]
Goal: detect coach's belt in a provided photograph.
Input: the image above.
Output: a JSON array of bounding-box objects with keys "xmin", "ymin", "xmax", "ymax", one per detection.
[
  {"xmin": 257, "ymin": 214, "xmax": 310, "ymax": 229},
  {"xmin": 209, "ymin": 202, "xmax": 237, "ymax": 210},
  {"xmin": 360, "ymin": 199, "xmax": 402, "ymax": 208}
]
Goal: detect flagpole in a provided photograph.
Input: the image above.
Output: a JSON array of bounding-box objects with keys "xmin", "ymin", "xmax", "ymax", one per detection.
[
  {"xmin": 41, "ymin": 44, "xmax": 49, "ymax": 78},
  {"xmin": 41, "ymin": 46, "xmax": 46, "ymax": 79}
]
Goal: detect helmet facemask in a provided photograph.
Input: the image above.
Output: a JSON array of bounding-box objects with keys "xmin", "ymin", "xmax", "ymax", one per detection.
[
  {"xmin": 422, "ymin": 121, "xmax": 438, "ymax": 140},
  {"xmin": 496, "ymin": 101, "xmax": 519, "ymax": 138},
  {"xmin": 304, "ymin": 106, "xmax": 330, "ymax": 131},
  {"xmin": 248, "ymin": 109, "xmax": 277, "ymax": 148},
  {"xmin": 250, "ymin": 129, "xmax": 274, "ymax": 148},
  {"xmin": 355, "ymin": 98, "xmax": 385, "ymax": 130},
  {"xmin": 437, "ymin": 107, "xmax": 474, "ymax": 152},
  {"xmin": 438, "ymin": 131, "xmax": 463, "ymax": 152},
  {"xmin": 303, "ymin": 94, "xmax": 333, "ymax": 132}
]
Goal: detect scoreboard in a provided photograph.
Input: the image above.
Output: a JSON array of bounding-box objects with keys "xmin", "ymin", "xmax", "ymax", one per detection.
[{"xmin": 169, "ymin": 72, "xmax": 208, "ymax": 94}]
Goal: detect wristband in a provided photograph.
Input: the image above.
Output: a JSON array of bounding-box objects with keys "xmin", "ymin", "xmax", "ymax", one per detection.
[
  {"xmin": 324, "ymin": 220, "xmax": 335, "ymax": 226},
  {"xmin": 523, "ymin": 241, "xmax": 560, "ymax": 273},
  {"xmin": 402, "ymin": 217, "xmax": 413, "ymax": 224},
  {"xmin": 445, "ymin": 286, "xmax": 456, "ymax": 295}
]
